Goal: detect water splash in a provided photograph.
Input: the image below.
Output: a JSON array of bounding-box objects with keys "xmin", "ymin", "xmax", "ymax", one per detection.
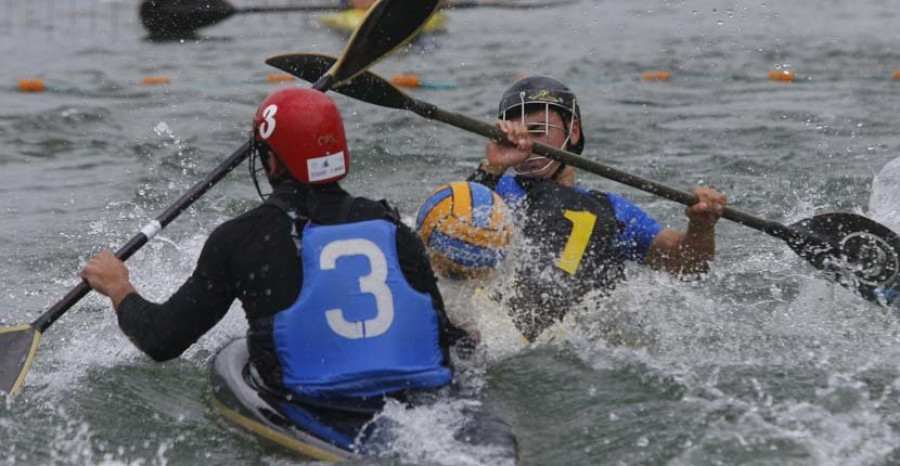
[
  {"xmin": 366, "ymin": 397, "xmax": 516, "ymax": 466},
  {"xmin": 869, "ymin": 156, "xmax": 900, "ymax": 234}
]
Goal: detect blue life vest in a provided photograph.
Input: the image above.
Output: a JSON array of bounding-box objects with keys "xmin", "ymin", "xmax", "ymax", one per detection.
[
  {"xmin": 495, "ymin": 175, "xmax": 590, "ymax": 204},
  {"xmin": 272, "ymin": 219, "xmax": 451, "ymax": 400},
  {"xmin": 495, "ymin": 175, "xmax": 528, "ymax": 208}
]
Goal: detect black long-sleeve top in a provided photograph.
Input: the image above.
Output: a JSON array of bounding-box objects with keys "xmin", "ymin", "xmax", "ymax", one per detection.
[{"xmin": 116, "ymin": 181, "xmax": 465, "ymax": 387}]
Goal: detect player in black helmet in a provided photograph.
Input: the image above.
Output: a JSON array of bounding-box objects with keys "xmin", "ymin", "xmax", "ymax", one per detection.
[
  {"xmin": 469, "ymin": 75, "xmax": 726, "ymax": 340},
  {"xmin": 496, "ymin": 75, "xmax": 585, "ymax": 173}
]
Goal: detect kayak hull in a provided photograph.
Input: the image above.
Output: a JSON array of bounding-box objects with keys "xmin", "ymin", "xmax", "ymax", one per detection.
[
  {"xmin": 210, "ymin": 338, "xmax": 519, "ymax": 463},
  {"xmin": 209, "ymin": 338, "xmax": 355, "ymax": 461}
]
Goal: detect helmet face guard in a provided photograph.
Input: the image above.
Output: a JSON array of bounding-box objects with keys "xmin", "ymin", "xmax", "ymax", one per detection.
[
  {"xmin": 501, "ymin": 96, "xmax": 578, "ymax": 176},
  {"xmin": 497, "ymin": 75, "xmax": 585, "ymax": 176},
  {"xmin": 249, "ymin": 137, "xmax": 274, "ymax": 201}
]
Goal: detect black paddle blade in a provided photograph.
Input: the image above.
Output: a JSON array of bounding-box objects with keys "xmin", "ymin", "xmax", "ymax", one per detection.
[
  {"xmin": 266, "ymin": 53, "xmax": 413, "ymax": 110},
  {"xmin": 789, "ymin": 213, "xmax": 900, "ymax": 306},
  {"xmin": 0, "ymin": 325, "xmax": 41, "ymax": 396},
  {"xmin": 327, "ymin": 0, "xmax": 441, "ymax": 85},
  {"xmin": 139, "ymin": 0, "xmax": 236, "ymax": 38}
]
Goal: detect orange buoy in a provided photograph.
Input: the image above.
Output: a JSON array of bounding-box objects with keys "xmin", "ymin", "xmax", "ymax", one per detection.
[
  {"xmin": 392, "ymin": 73, "xmax": 421, "ymax": 88},
  {"xmin": 641, "ymin": 71, "xmax": 671, "ymax": 82},
  {"xmin": 768, "ymin": 70, "xmax": 795, "ymax": 83},
  {"xmin": 18, "ymin": 78, "xmax": 46, "ymax": 92},
  {"xmin": 141, "ymin": 76, "xmax": 171, "ymax": 86},
  {"xmin": 267, "ymin": 73, "xmax": 294, "ymax": 84},
  {"xmin": 893, "ymin": 70, "xmax": 900, "ymax": 80}
]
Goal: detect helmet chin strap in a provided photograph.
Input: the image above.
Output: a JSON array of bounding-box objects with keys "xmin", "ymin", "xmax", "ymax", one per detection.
[
  {"xmin": 550, "ymin": 160, "xmax": 568, "ymax": 181},
  {"xmin": 512, "ymin": 157, "xmax": 568, "ymax": 179}
]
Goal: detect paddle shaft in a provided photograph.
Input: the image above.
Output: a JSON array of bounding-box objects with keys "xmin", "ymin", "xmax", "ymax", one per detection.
[
  {"xmin": 30, "ymin": 142, "xmax": 252, "ymax": 333},
  {"xmin": 407, "ymin": 101, "xmax": 807, "ymax": 244}
]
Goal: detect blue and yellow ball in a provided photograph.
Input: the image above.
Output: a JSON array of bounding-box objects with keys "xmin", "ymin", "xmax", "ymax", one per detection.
[{"xmin": 416, "ymin": 181, "xmax": 514, "ymax": 278}]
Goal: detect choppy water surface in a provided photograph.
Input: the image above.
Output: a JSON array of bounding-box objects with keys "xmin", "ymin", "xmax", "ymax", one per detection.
[{"xmin": 2, "ymin": 0, "xmax": 900, "ymax": 464}]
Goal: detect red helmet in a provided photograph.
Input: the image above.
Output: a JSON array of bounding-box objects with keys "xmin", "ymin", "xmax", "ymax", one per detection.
[{"xmin": 252, "ymin": 88, "xmax": 349, "ymax": 184}]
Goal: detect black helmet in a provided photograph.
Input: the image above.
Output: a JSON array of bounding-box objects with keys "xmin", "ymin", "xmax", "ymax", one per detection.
[{"xmin": 497, "ymin": 75, "xmax": 584, "ymax": 154}]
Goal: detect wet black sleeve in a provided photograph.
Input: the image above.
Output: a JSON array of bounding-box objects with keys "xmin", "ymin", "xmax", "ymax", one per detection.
[
  {"xmin": 394, "ymin": 223, "xmax": 472, "ymax": 355},
  {"xmin": 467, "ymin": 166, "xmax": 502, "ymax": 190},
  {"xmin": 116, "ymin": 226, "xmax": 237, "ymax": 362}
]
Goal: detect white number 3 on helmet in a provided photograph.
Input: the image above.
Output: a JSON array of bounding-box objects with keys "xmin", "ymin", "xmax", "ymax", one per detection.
[{"xmin": 258, "ymin": 104, "xmax": 278, "ymax": 139}]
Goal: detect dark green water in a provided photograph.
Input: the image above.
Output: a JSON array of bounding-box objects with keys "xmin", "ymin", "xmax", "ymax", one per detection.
[{"xmin": 2, "ymin": 0, "xmax": 900, "ymax": 464}]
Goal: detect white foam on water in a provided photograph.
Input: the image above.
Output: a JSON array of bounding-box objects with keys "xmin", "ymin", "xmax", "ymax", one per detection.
[
  {"xmin": 46, "ymin": 409, "xmax": 97, "ymax": 465},
  {"xmin": 671, "ymin": 371, "xmax": 899, "ymax": 466},
  {"xmin": 508, "ymin": 236, "xmax": 900, "ymax": 465},
  {"xmin": 427, "ymin": 178, "xmax": 900, "ymax": 463},
  {"xmin": 439, "ymin": 277, "xmax": 530, "ymax": 363},
  {"xmin": 869, "ymin": 156, "xmax": 900, "ymax": 234},
  {"xmin": 368, "ymin": 398, "xmax": 515, "ymax": 466},
  {"xmin": 25, "ymin": 224, "xmax": 219, "ymax": 397},
  {"xmin": 0, "ymin": 402, "xmax": 176, "ymax": 466}
]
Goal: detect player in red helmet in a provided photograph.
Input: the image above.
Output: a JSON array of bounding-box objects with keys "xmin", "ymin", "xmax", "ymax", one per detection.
[{"xmin": 79, "ymin": 88, "xmax": 508, "ymax": 457}]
